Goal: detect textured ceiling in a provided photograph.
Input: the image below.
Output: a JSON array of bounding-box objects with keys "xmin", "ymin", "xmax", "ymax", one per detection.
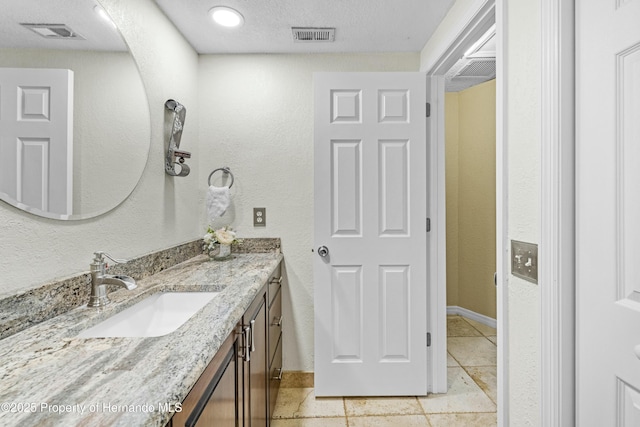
[
  {"xmin": 2, "ymin": 0, "xmax": 495, "ymax": 92},
  {"xmin": 154, "ymin": 0, "xmax": 457, "ymax": 54},
  {"xmin": 0, "ymin": 0, "xmax": 127, "ymax": 51}
]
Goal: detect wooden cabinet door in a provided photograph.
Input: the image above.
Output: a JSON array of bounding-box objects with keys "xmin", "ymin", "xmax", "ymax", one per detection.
[
  {"xmin": 268, "ymin": 287, "xmax": 282, "ymax": 367},
  {"xmin": 190, "ymin": 348, "xmax": 237, "ymax": 427},
  {"xmin": 267, "ymin": 261, "xmax": 283, "ymax": 424},
  {"xmin": 171, "ymin": 330, "xmax": 240, "ymax": 427},
  {"xmin": 243, "ymin": 290, "xmax": 268, "ymax": 427}
]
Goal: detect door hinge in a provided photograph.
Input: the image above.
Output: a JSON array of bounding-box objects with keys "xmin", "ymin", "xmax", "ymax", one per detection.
[
  {"xmin": 426, "ymin": 102, "xmax": 431, "ymax": 117},
  {"xmin": 427, "ymin": 332, "xmax": 431, "ymax": 347},
  {"xmin": 426, "ymin": 218, "xmax": 431, "ymax": 232}
]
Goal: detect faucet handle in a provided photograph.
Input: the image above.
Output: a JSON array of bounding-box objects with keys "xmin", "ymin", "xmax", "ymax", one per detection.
[{"xmin": 93, "ymin": 251, "xmax": 128, "ymax": 265}]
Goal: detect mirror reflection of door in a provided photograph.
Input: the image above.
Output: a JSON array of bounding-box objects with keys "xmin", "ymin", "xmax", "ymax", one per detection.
[
  {"xmin": 0, "ymin": 68, "xmax": 73, "ymax": 216},
  {"xmin": 0, "ymin": 0, "xmax": 151, "ymax": 220}
]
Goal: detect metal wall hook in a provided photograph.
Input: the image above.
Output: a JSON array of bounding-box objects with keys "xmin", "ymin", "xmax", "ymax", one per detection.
[{"xmin": 165, "ymin": 99, "xmax": 191, "ymax": 177}]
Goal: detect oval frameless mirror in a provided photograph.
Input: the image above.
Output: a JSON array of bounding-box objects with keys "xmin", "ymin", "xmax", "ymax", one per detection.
[{"xmin": 0, "ymin": 0, "xmax": 150, "ymax": 220}]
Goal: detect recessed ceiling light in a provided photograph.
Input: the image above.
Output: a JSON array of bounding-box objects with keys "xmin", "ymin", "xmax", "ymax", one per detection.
[{"xmin": 209, "ymin": 6, "xmax": 244, "ymax": 28}]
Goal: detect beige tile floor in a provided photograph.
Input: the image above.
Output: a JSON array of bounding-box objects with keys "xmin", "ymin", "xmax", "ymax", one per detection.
[{"xmin": 272, "ymin": 315, "xmax": 497, "ymax": 427}]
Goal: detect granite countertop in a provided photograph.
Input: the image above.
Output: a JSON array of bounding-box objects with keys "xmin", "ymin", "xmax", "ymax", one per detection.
[{"xmin": 0, "ymin": 253, "xmax": 282, "ymax": 427}]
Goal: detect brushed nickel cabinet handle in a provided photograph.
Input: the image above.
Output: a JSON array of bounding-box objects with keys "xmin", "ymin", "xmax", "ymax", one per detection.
[
  {"xmin": 272, "ymin": 368, "xmax": 283, "ymax": 381},
  {"xmin": 250, "ymin": 319, "xmax": 256, "ymax": 352},
  {"xmin": 239, "ymin": 325, "xmax": 251, "ymax": 362}
]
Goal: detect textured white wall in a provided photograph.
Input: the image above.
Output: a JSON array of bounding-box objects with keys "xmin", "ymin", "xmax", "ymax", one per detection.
[
  {"xmin": 0, "ymin": 1, "xmax": 419, "ymax": 375},
  {"xmin": 506, "ymin": 0, "xmax": 541, "ymax": 424},
  {"xmin": 0, "ymin": 5, "xmax": 542, "ymax": 414},
  {"xmin": 198, "ymin": 53, "xmax": 420, "ymax": 371},
  {"xmin": 0, "ymin": 0, "xmax": 201, "ymax": 297}
]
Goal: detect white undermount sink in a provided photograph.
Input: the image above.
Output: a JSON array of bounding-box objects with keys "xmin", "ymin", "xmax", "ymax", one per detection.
[{"xmin": 78, "ymin": 292, "xmax": 219, "ymax": 338}]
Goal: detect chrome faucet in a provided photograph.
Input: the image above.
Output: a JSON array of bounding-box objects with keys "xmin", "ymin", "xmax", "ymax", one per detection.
[{"xmin": 88, "ymin": 252, "xmax": 137, "ymax": 307}]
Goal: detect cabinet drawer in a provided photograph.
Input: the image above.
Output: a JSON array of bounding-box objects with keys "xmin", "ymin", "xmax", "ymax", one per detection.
[
  {"xmin": 268, "ymin": 337, "xmax": 283, "ymax": 421},
  {"xmin": 268, "ymin": 287, "xmax": 282, "ymax": 364},
  {"xmin": 268, "ymin": 263, "xmax": 282, "ymax": 307}
]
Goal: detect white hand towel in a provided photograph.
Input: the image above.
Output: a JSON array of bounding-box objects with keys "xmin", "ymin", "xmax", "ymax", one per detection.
[{"xmin": 206, "ymin": 185, "xmax": 230, "ymax": 223}]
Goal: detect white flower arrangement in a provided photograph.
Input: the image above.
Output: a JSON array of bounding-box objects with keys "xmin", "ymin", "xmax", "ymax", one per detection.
[{"xmin": 203, "ymin": 226, "xmax": 241, "ymax": 256}]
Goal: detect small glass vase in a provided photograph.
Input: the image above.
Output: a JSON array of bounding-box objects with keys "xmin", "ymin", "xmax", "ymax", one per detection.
[{"xmin": 211, "ymin": 243, "xmax": 232, "ymax": 260}]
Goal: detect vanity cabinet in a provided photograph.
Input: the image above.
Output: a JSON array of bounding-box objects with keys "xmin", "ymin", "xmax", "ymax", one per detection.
[
  {"xmin": 267, "ymin": 265, "xmax": 283, "ymax": 422},
  {"xmin": 169, "ymin": 326, "xmax": 241, "ymax": 427},
  {"xmin": 242, "ymin": 283, "xmax": 268, "ymax": 426},
  {"xmin": 168, "ymin": 260, "xmax": 283, "ymax": 427}
]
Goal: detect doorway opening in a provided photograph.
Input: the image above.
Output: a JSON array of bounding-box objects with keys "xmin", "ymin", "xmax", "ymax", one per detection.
[
  {"xmin": 423, "ymin": 0, "xmax": 505, "ymax": 422},
  {"xmin": 443, "ymin": 21, "xmax": 498, "ymax": 413}
]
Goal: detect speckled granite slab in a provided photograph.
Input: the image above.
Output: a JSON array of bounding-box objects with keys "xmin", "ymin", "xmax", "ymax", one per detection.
[
  {"xmin": 233, "ymin": 237, "xmax": 281, "ymax": 254},
  {"xmin": 0, "ymin": 252, "xmax": 282, "ymax": 427},
  {"xmin": 0, "ymin": 238, "xmax": 280, "ymax": 340},
  {"xmin": 0, "ymin": 240, "xmax": 200, "ymax": 340}
]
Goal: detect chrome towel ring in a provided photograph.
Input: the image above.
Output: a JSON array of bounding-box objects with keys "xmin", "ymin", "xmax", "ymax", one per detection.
[{"xmin": 208, "ymin": 167, "xmax": 234, "ymax": 188}]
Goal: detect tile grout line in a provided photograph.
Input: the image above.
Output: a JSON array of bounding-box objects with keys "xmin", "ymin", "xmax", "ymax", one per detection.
[
  {"xmin": 459, "ymin": 364, "xmax": 498, "ymax": 407},
  {"xmin": 448, "ymin": 316, "xmax": 498, "ymax": 414},
  {"xmin": 416, "ymin": 394, "xmax": 435, "ymax": 427},
  {"xmin": 459, "ymin": 315, "xmax": 492, "ymax": 337},
  {"xmin": 460, "ymin": 316, "xmax": 498, "ymax": 342},
  {"xmin": 447, "ymin": 350, "xmax": 464, "ymax": 367},
  {"xmin": 343, "ymin": 396, "xmax": 349, "ymax": 426}
]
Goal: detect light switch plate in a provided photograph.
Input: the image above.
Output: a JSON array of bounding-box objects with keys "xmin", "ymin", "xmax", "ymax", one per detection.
[
  {"xmin": 511, "ymin": 240, "xmax": 538, "ymax": 284},
  {"xmin": 253, "ymin": 208, "xmax": 266, "ymax": 227}
]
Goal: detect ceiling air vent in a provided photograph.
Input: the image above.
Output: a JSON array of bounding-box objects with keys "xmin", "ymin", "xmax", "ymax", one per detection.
[
  {"xmin": 456, "ymin": 60, "xmax": 496, "ymax": 78},
  {"xmin": 20, "ymin": 23, "xmax": 85, "ymax": 40},
  {"xmin": 292, "ymin": 27, "xmax": 335, "ymax": 43}
]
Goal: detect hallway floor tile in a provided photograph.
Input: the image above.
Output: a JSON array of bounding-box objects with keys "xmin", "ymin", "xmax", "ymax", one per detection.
[{"xmin": 273, "ymin": 315, "xmax": 497, "ymax": 426}]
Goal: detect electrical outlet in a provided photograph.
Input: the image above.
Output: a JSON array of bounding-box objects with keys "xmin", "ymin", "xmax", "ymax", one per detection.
[
  {"xmin": 253, "ymin": 208, "xmax": 266, "ymax": 227},
  {"xmin": 511, "ymin": 240, "xmax": 538, "ymax": 284}
]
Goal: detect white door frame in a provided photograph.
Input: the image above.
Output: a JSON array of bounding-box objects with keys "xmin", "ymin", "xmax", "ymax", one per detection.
[
  {"xmin": 539, "ymin": 0, "xmax": 575, "ymax": 425},
  {"xmin": 424, "ymin": 0, "xmax": 575, "ymax": 424},
  {"xmin": 421, "ymin": 0, "xmax": 498, "ymax": 397},
  {"xmin": 494, "ymin": 2, "xmax": 508, "ymax": 425}
]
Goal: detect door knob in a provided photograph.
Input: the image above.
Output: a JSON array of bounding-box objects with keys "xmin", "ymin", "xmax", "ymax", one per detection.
[{"xmin": 317, "ymin": 246, "xmax": 329, "ymax": 257}]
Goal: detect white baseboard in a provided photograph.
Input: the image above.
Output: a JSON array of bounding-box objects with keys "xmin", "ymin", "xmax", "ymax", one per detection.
[{"xmin": 447, "ymin": 305, "xmax": 497, "ymax": 329}]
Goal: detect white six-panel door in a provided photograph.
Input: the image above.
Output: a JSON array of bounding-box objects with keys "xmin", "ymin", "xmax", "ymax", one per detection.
[
  {"xmin": 577, "ymin": 1, "xmax": 640, "ymax": 425},
  {"xmin": 313, "ymin": 72, "xmax": 427, "ymax": 396},
  {"xmin": 0, "ymin": 68, "xmax": 73, "ymax": 216}
]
